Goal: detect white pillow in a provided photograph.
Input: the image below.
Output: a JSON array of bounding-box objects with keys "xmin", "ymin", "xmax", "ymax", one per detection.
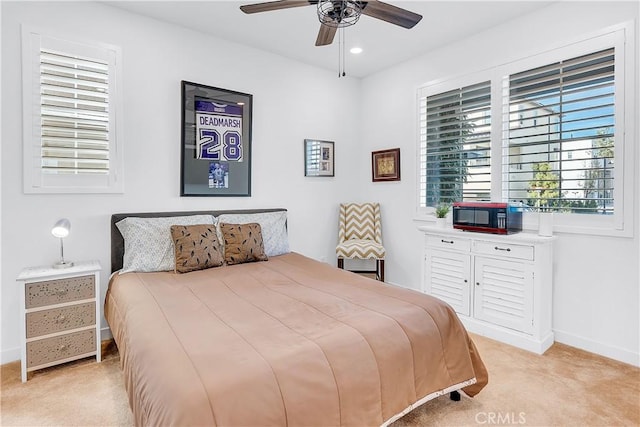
[
  {"xmin": 116, "ymin": 215, "xmax": 215, "ymax": 273},
  {"xmin": 216, "ymin": 211, "xmax": 289, "ymax": 257}
]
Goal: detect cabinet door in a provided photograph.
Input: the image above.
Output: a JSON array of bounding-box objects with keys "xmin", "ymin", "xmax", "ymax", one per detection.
[
  {"xmin": 474, "ymin": 257, "xmax": 534, "ymax": 334},
  {"xmin": 425, "ymin": 250, "xmax": 471, "ymax": 316}
]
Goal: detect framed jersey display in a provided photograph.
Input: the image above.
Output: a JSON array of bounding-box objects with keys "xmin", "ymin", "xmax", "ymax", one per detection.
[{"xmin": 181, "ymin": 81, "xmax": 252, "ymax": 196}]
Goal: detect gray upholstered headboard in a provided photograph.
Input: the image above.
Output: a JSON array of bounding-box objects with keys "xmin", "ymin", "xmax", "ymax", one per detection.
[{"xmin": 110, "ymin": 208, "xmax": 287, "ymax": 273}]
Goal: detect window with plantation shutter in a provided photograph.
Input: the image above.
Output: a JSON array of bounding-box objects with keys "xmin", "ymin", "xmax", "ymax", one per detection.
[
  {"xmin": 418, "ymin": 81, "xmax": 492, "ymax": 208},
  {"xmin": 504, "ymin": 48, "xmax": 615, "ymax": 215},
  {"xmin": 22, "ymin": 29, "xmax": 123, "ymax": 193},
  {"xmin": 416, "ymin": 24, "xmax": 634, "ymax": 236}
]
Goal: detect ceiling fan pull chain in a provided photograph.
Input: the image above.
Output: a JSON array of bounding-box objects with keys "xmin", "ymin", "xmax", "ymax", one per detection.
[
  {"xmin": 342, "ymin": 28, "xmax": 346, "ymax": 77},
  {"xmin": 338, "ymin": 27, "xmax": 341, "ymax": 77},
  {"xmin": 337, "ymin": 27, "xmax": 346, "ymax": 78}
]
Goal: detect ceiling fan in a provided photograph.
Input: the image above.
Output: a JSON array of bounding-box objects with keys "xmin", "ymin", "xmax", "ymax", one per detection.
[{"xmin": 239, "ymin": 0, "xmax": 423, "ymax": 47}]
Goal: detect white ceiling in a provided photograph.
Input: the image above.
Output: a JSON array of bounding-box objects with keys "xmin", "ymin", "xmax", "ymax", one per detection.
[{"xmin": 105, "ymin": 0, "xmax": 555, "ymax": 78}]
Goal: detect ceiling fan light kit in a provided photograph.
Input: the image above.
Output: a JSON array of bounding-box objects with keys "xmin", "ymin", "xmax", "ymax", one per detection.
[{"xmin": 317, "ymin": 0, "xmax": 362, "ymax": 28}]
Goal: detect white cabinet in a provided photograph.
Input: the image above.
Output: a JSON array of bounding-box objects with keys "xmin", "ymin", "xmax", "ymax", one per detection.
[{"xmin": 420, "ymin": 226, "xmax": 554, "ymax": 354}]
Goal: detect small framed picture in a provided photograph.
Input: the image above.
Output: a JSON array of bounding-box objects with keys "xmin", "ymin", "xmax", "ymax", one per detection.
[
  {"xmin": 304, "ymin": 139, "xmax": 335, "ymax": 177},
  {"xmin": 372, "ymin": 148, "xmax": 401, "ymax": 182}
]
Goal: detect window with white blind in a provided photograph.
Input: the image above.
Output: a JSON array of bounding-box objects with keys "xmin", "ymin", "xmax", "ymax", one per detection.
[
  {"xmin": 417, "ymin": 24, "xmax": 634, "ymax": 236},
  {"xmin": 418, "ymin": 81, "xmax": 492, "ymax": 207},
  {"xmin": 504, "ymin": 48, "xmax": 615, "ymax": 215},
  {"xmin": 22, "ymin": 29, "xmax": 123, "ymax": 193}
]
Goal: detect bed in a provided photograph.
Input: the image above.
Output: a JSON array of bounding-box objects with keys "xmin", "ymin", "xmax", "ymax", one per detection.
[{"xmin": 105, "ymin": 209, "xmax": 488, "ymax": 426}]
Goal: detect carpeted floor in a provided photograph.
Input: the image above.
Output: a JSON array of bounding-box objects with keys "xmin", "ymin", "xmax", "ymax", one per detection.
[{"xmin": 1, "ymin": 335, "xmax": 639, "ymax": 426}]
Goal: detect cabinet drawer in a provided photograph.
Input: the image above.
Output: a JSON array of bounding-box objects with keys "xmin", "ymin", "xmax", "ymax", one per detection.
[
  {"xmin": 26, "ymin": 302, "xmax": 95, "ymax": 338},
  {"xmin": 26, "ymin": 329, "xmax": 96, "ymax": 368},
  {"xmin": 426, "ymin": 235, "xmax": 471, "ymax": 252},
  {"xmin": 474, "ymin": 241, "xmax": 534, "ymax": 261},
  {"xmin": 25, "ymin": 275, "xmax": 95, "ymax": 309}
]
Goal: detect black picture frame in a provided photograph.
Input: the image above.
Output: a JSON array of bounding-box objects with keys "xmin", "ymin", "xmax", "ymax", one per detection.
[
  {"xmin": 304, "ymin": 139, "xmax": 335, "ymax": 177},
  {"xmin": 181, "ymin": 80, "xmax": 253, "ymax": 196}
]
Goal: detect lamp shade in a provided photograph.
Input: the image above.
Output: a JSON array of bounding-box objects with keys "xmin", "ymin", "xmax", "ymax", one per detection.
[{"xmin": 51, "ymin": 218, "xmax": 71, "ymax": 238}]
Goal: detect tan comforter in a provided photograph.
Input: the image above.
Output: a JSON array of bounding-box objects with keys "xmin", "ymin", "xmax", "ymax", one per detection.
[{"xmin": 105, "ymin": 252, "xmax": 487, "ymax": 426}]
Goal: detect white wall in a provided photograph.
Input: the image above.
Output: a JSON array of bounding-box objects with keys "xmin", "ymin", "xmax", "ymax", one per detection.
[
  {"xmin": 359, "ymin": 2, "xmax": 639, "ymax": 365},
  {"xmin": 0, "ymin": 2, "xmax": 362, "ymax": 362}
]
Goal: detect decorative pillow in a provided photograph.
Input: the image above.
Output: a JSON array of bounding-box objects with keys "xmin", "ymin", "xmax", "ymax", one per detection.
[
  {"xmin": 220, "ymin": 222, "xmax": 268, "ymax": 265},
  {"xmin": 170, "ymin": 224, "xmax": 224, "ymax": 273},
  {"xmin": 116, "ymin": 215, "xmax": 215, "ymax": 273},
  {"xmin": 216, "ymin": 211, "xmax": 289, "ymax": 257}
]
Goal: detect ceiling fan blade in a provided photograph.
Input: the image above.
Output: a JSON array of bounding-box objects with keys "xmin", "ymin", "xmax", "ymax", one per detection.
[
  {"xmin": 360, "ymin": 1, "xmax": 422, "ymax": 29},
  {"xmin": 315, "ymin": 23, "xmax": 337, "ymax": 46},
  {"xmin": 240, "ymin": 0, "xmax": 314, "ymax": 14}
]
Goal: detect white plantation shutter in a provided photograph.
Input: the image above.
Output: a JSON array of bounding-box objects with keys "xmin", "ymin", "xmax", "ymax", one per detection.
[
  {"xmin": 504, "ymin": 48, "xmax": 615, "ymax": 214},
  {"xmin": 40, "ymin": 49, "xmax": 110, "ymax": 174},
  {"xmin": 23, "ymin": 29, "xmax": 123, "ymax": 193},
  {"xmin": 418, "ymin": 81, "xmax": 492, "ymax": 208}
]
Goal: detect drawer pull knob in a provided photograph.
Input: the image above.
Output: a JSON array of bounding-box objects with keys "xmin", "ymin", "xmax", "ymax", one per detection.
[
  {"xmin": 494, "ymin": 246, "xmax": 511, "ymax": 252},
  {"xmin": 56, "ymin": 315, "xmax": 67, "ymax": 323},
  {"xmin": 53, "ymin": 289, "xmax": 68, "ymax": 296},
  {"xmin": 441, "ymin": 239, "xmax": 454, "ymax": 244},
  {"xmin": 59, "ymin": 344, "xmax": 68, "ymax": 352}
]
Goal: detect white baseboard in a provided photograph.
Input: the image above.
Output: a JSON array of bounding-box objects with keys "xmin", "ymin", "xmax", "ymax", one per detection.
[
  {"xmin": 101, "ymin": 326, "xmax": 113, "ymax": 341},
  {"xmin": 1, "ymin": 327, "xmax": 114, "ymax": 365},
  {"xmin": 0, "ymin": 347, "xmax": 20, "ymax": 365},
  {"xmin": 460, "ymin": 316, "xmax": 553, "ymax": 355},
  {"xmin": 554, "ymin": 329, "xmax": 640, "ymax": 367}
]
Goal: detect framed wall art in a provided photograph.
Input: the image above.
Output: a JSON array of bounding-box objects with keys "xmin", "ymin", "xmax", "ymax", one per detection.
[
  {"xmin": 181, "ymin": 80, "xmax": 252, "ymax": 196},
  {"xmin": 372, "ymin": 148, "xmax": 401, "ymax": 182},
  {"xmin": 304, "ymin": 139, "xmax": 334, "ymax": 177}
]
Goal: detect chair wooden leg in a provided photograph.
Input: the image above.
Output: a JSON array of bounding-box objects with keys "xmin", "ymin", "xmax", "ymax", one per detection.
[
  {"xmin": 337, "ymin": 258, "xmax": 344, "ymax": 269},
  {"xmin": 377, "ymin": 259, "xmax": 385, "ymax": 282}
]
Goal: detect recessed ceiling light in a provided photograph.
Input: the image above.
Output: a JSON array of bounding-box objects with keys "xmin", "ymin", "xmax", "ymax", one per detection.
[{"xmin": 350, "ymin": 47, "xmax": 363, "ymax": 54}]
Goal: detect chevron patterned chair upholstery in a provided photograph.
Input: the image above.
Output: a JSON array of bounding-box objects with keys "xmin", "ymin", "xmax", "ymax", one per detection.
[{"xmin": 336, "ymin": 202, "xmax": 386, "ymax": 282}]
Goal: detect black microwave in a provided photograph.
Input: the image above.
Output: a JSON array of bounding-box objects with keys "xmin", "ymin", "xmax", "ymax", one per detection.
[{"xmin": 452, "ymin": 202, "xmax": 522, "ymax": 234}]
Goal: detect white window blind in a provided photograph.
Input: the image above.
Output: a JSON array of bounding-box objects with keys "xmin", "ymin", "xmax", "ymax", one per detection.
[
  {"xmin": 40, "ymin": 49, "xmax": 110, "ymax": 175},
  {"xmin": 419, "ymin": 81, "xmax": 492, "ymax": 208},
  {"xmin": 22, "ymin": 28, "xmax": 123, "ymax": 193},
  {"xmin": 504, "ymin": 48, "xmax": 615, "ymax": 214}
]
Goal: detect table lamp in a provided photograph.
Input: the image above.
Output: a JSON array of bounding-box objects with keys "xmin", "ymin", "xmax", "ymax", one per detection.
[{"xmin": 51, "ymin": 218, "xmax": 73, "ymax": 269}]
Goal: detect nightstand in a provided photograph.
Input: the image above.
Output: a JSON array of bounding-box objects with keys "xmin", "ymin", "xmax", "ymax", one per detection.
[{"xmin": 17, "ymin": 261, "xmax": 102, "ymax": 382}]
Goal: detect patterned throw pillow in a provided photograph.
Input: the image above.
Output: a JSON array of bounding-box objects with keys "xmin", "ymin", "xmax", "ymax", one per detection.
[
  {"xmin": 170, "ymin": 224, "xmax": 224, "ymax": 273},
  {"xmin": 116, "ymin": 215, "xmax": 215, "ymax": 273},
  {"xmin": 220, "ymin": 223, "xmax": 268, "ymax": 265},
  {"xmin": 216, "ymin": 211, "xmax": 289, "ymax": 257}
]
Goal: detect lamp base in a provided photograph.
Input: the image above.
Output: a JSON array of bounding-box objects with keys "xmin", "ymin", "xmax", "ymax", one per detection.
[{"xmin": 52, "ymin": 261, "xmax": 74, "ymax": 269}]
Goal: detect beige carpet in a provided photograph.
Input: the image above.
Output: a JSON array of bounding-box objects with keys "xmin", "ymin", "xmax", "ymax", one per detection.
[{"xmin": 1, "ymin": 336, "xmax": 639, "ymax": 426}]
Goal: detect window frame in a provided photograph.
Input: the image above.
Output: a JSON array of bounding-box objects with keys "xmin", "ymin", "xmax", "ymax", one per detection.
[
  {"xmin": 416, "ymin": 22, "xmax": 635, "ymax": 237},
  {"xmin": 21, "ymin": 26, "xmax": 124, "ymax": 194}
]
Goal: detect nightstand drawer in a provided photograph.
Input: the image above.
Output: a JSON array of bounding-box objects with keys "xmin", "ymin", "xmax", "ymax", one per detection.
[
  {"xmin": 26, "ymin": 329, "xmax": 96, "ymax": 368},
  {"xmin": 26, "ymin": 302, "xmax": 95, "ymax": 338},
  {"xmin": 25, "ymin": 275, "xmax": 95, "ymax": 309},
  {"xmin": 474, "ymin": 240, "xmax": 534, "ymax": 261}
]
